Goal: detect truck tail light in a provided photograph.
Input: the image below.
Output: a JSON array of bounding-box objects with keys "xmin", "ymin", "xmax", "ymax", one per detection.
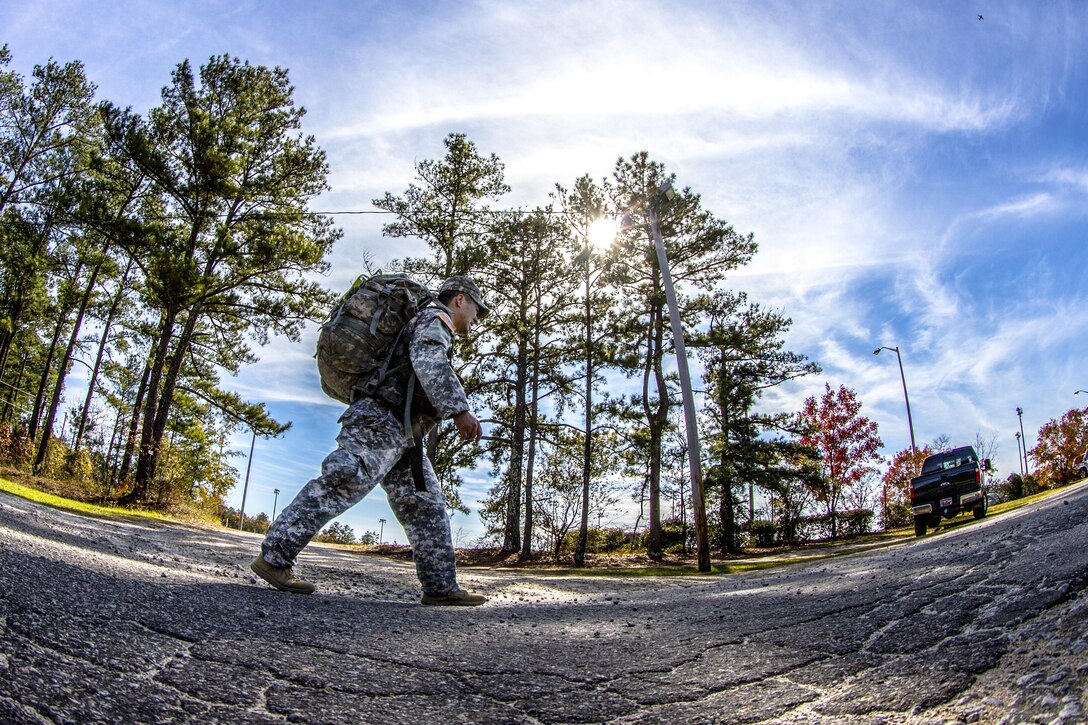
[
  {"xmin": 909, "ymin": 487, "xmax": 915, "ymax": 502},
  {"xmin": 976, "ymin": 469, "xmax": 981, "ymax": 485}
]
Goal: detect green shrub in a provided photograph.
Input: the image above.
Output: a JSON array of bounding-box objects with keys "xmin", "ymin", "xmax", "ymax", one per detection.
[
  {"xmin": 839, "ymin": 508, "xmax": 874, "ymax": 538},
  {"xmin": 660, "ymin": 518, "xmax": 693, "ymax": 550},
  {"xmin": 38, "ymin": 437, "xmax": 68, "ymax": 479},
  {"xmin": 0, "ymin": 424, "xmax": 32, "ymax": 466},
  {"xmin": 883, "ymin": 501, "xmax": 913, "ymax": 529},
  {"xmin": 316, "ymin": 522, "xmax": 356, "ymax": 544},
  {"xmin": 744, "ymin": 519, "xmax": 777, "ymax": 548},
  {"xmin": 64, "ymin": 448, "xmax": 94, "ymax": 483},
  {"xmin": 796, "ymin": 513, "xmax": 833, "ymax": 541},
  {"xmin": 597, "ymin": 527, "xmax": 630, "ymax": 553},
  {"xmin": 1000, "ymin": 473, "xmax": 1042, "ymax": 501}
]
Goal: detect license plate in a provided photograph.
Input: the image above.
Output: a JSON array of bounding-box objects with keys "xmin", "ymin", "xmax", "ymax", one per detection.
[{"xmin": 940, "ymin": 497, "xmax": 954, "ymax": 508}]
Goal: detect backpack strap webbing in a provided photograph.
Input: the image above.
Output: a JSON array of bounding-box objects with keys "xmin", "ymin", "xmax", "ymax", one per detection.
[{"xmin": 402, "ymin": 370, "xmax": 428, "ymax": 492}]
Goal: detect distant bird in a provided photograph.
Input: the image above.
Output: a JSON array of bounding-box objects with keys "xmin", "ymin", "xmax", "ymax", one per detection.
[{"xmin": 978, "ymin": 14, "xmax": 984, "ymax": 20}]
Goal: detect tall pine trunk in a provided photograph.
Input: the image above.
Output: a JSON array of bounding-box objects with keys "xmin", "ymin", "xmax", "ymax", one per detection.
[
  {"xmin": 75, "ymin": 261, "xmax": 132, "ymax": 450},
  {"xmin": 116, "ymin": 351, "xmax": 153, "ymax": 488},
  {"xmin": 644, "ymin": 300, "xmax": 667, "ymax": 560},
  {"xmin": 121, "ymin": 310, "xmax": 175, "ymax": 503},
  {"xmin": 136, "ymin": 284, "xmax": 206, "ymax": 497},
  {"xmin": 34, "ymin": 259, "xmax": 105, "ymax": 472},
  {"xmin": 131, "ymin": 215, "xmax": 207, "ymax": 501},
  {"xmin": 1, "ymin": 354, "xmax": 30, "ymax": 424},
  {"xmin": 502, "ymin": 347, "xmax": 528, "ymax": 553},
  {"xmin": 574, "ymin": 270, "xmax": 593, "ymax": 566},
  {"xmin": 520, "ymin": 302, "xmax": 544, "ymax": 560},
  {"xmin": 28, "ymin": 304, "xmax": 71, "ymax": 441}
]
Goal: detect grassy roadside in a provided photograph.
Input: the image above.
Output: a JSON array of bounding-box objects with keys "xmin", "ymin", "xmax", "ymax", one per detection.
[
  {"xmin": 0, "ymin": 474, "xmax": 203, "ymax": 525},
  {"xmin": 1, "ymin": 470, "xmax": 1081, "ymax": 577},
  {"xmin": 451, "ymin": 482, "xmax": 1084, "ymax": 577}
]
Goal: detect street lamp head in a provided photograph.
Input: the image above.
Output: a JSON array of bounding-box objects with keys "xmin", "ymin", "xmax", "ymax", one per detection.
[
  {"xmin": 1016, "ymin": 407, "xmax": 1023, "ymax": 416},
  {"xmin": 873, "ymin": 348, "xmax": 881, "ymax": 356},
  {"xmin": 1075, "ymin": 390, "xmax": 1088, "ymax": 396}
]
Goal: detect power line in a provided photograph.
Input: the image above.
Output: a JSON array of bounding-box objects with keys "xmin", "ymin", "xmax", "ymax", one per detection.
[{"xmin": 9, "ymin": 199, "xmax": 586, "ymax": 223}]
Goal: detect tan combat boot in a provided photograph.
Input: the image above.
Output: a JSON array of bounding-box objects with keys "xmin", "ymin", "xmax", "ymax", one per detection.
[
  {"xmin": 420, "ymin": 589, "xmax": 488, "ymax": 606},
  {"xmin": 250, "ymin": 555, "xmax": 316, "ymax": 595}
]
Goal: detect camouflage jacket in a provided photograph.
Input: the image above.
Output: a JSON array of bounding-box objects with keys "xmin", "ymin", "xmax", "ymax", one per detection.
[{"xmin": 368, "ymin": 304, "xmax": 470, "ymax": 422}]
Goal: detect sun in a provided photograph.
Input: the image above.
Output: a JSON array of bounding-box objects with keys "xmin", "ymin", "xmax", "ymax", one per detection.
[{"xmin": 587, "ymin": 217, "xmax": 618, "ymax": 250}]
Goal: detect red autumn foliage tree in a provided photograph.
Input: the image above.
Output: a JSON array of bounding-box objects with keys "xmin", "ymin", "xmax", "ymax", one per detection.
[
  {"xmin": 880, "ymin": 446, "xmax": 932, "ymax": 528},
  {"xmin": 1029, "ymin": 407, "xmax": 1088, "ymax": 488},
  {"xmin": 799, "ymin": 383, "xmax": 884, "ymax": 537}
]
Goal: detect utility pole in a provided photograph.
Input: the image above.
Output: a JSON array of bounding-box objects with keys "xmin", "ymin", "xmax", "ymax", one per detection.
[
  {"xmin": 644, "ymin": 183, "xmax": 710, "ymax": 572},
  {"xmin": 1016, "ymin": 407, "xmax": 1029, "ymax": 476},
  {"xmin": 238, "ymin": 427, "xmax": 256, "ymax": 530}
]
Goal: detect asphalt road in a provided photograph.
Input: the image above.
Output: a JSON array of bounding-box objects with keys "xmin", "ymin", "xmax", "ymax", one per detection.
[{"xmin": 1, "ymin": 481, "xmax": 1086, "ymax": 725}]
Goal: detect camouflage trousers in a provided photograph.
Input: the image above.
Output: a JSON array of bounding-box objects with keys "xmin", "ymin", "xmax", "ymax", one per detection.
[{"xmin": 261, "ymin": 398, "xmax": 458, "ymax": 596}]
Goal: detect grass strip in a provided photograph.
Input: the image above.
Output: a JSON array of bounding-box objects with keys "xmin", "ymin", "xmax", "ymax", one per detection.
[
  {"xmin": 0, "ymin": 475, "xmax": 173, "ymax": 523},
  {"xmin": 1, "ymin": 472, "xmax": 1082, "ymax": 577}
]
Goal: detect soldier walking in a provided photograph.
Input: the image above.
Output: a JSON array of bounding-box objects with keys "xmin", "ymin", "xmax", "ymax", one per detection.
[{"xmin": 251, "ymin": 277, "xmax": 489, "ymax": 606}]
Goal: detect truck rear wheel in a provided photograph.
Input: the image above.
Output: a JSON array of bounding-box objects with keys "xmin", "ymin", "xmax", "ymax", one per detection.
[
  {"xmin": 914, "ymin": 516, "xmax": 927, "ymax": 537},
  {"xmin": 973, "ymin": 505, "xmax": 987, "ymax": 519}
]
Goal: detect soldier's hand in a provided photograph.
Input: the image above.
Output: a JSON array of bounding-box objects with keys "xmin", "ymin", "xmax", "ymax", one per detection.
[{"xmin": 452, "ymin": 411, "xmax": 483, "ymax": 442}]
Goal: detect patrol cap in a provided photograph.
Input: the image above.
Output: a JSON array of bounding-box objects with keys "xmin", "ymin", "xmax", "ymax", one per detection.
[{"xmin": 439, "ymin": 276, "xmax": 490, "ymax": 319}]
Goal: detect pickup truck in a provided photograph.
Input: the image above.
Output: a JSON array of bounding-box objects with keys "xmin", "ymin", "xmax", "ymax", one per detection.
[
  {"xmin": 910, "ymin": 446, "xmax": 990, "ymax": 537},
  {"xmin": 1075, "ymin": 450, "xmax": 1088, "ymax": 480}
]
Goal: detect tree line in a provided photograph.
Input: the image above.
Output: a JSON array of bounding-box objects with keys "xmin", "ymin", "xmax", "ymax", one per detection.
[
  {"xmin": 374, "ymin": 133, "xmax": 899, "ymax": 559},
  {"xmin": 4, "ymin": 47, "xmax": 1082, "ymax": 558},
  {"xmin": 369, "ymin": 135, "xmax": 1088, "ymax": 558},
  {"xmin": 0, "ymin": 47, "xmax": 334, "ymax": 515}
]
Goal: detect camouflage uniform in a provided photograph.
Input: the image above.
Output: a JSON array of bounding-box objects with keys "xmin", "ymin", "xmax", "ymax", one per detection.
[{"xmin": 261, "ymin": 304, "xmax": 471, "ymax": 596}]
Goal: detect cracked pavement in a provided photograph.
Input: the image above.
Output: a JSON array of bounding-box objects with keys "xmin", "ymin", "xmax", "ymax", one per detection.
[{"xmin": 0, "ymin": 481, "xmax": 1086, "ymax": 724}]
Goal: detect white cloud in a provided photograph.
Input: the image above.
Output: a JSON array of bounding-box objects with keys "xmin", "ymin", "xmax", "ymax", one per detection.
[{"xmin": 1041, "ymin": 167, "xmax": 1088, "ymax": 192}]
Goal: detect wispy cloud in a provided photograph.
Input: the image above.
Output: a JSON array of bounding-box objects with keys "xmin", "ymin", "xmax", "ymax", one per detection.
[
  {"xmin": 322, "ymin": 2, "xmax": 1019, "ymax": 142},
  {"xmin": 1041, "ymin": 167, "xmax": 1088, "ymax": 192}
]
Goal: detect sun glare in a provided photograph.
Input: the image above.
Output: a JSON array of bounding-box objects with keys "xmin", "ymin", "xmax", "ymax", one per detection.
[{"xmin": 587, "ymin": 217, "xmax": 618, "ymax": 250}]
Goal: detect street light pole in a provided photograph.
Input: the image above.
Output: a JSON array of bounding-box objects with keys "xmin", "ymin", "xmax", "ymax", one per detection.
[
  {"xmin": 1015, "ymin": 432, "xmax": 1025, "ymax": 476},
  {"xmin": 1016, "ymin": 407, "xmax": 1029, "ymax": 476},
  {"xmin": 271, "ymin": 488, "xmax": 281, "ymax": 521},
  {"xmin": 378, "ymin": 518, "xmax": 386, "ymax": 545},
  {"xmin": 644, "ymin": 186, "xmax": 711, "ymax": 573},
  {"xmin": 873, "ymin": 346, "xmax": 917, "ymax": 454},
  {"xmin": 238, "ymin": 427, "xmax": 257, "ymax": 530}
]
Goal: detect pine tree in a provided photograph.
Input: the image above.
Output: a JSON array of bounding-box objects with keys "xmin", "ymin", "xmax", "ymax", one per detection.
[
  {"xmin": 553, "ymin": 174, "xmax": 617, "ymax": 565},
  {"xmin": 694, "ymin": 290, "xmax": 820, "ymax": 553},
  {"xmin": 477, "ymin": 208, "xmax": 581, "ymax": 553},
  {"xmin": 103, "ymin": 55, "xmax": 338, "ymax": 502},
  {"xmin": 605, "ymin": 152, "xmax": 756, "ymax": 559}
]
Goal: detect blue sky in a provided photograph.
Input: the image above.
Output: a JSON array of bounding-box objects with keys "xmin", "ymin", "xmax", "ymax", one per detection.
[{"xmin": 3, "ymin": 1, "xmax": 1087, "ymax": 544}]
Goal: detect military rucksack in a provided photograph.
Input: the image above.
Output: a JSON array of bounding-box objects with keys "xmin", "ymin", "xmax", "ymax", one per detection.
[{"xmin": 315, "ymin": 273, "xmax": 434, "ymax": 404}]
